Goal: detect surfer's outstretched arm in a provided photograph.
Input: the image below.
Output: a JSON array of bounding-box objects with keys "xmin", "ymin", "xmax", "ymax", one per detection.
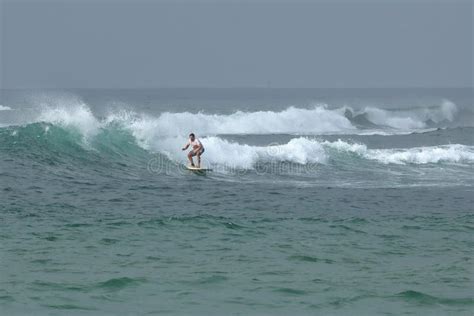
[{"xmin": 182, "ymin": 143, "xmax": 190, "ymax": 150}]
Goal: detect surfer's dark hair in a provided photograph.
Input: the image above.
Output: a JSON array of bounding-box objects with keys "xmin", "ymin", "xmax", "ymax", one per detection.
[{"xmin": 189, "ymin": 133, "xmax": 195, "ymax": 137}]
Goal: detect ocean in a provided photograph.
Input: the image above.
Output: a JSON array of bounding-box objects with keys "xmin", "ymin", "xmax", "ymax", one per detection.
[{"xmin": 1, "ymin": 88, "xmax": 473, "ymax": 315}]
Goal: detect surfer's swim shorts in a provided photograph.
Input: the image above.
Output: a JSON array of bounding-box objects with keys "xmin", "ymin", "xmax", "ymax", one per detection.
[{"xmin": 190, "ymin": 148, "xmax": 205, "ymax": 156}]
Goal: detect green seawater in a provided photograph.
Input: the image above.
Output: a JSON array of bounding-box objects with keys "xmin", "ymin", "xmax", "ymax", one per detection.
[{"xmin": 1, "ymin": 89, "xmax": 473, "ymax": 315}]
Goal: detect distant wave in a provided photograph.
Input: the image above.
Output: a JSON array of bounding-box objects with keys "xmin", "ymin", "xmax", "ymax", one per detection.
[
  {"xmin": 0, "ymin": 105, "xmax": 12, "ymax": 111},
  {"xmin": 346, "ymin": 100, "xmax": 458, "ymax": 129},
  {"xmin": 115, "ymin": 105, "xmax": 356, "ymax": 137},
  {"xmin": 124, "ymin": 100, "xmax": 459, "ymax": 136},
  {"xmin": 324, "ymin": 140, "xmax": 474, "ymax": 165},
  {"xmin": 395, "ymin": 290, "xmax": 474, "ymax": 306},
  {"xmin": 0, "ymin": 98, "xmax": 463, "ymax": 137}
]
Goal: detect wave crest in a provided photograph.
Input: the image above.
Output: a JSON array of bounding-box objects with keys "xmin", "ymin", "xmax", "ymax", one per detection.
[{"xmin": 350, "ymin": 100, "xmax": 458, "ymax": 129}]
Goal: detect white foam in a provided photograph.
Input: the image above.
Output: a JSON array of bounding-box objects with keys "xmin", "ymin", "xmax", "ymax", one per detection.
[
  {"xmin": 366, "ymin": 144, "xmax": 474, "ymax": 165},
  {"xmin": 322, "ymin": 139, "xmax": 474, "ymax": 165},
  {"xmin": 354, "ymin": 129, "xmax": 436, "ymax": 136},
  {"xmin": 101, "ymin": 106, "xmax": 353, "ymax": 164},
  {"xmin": 365, "ymin": 108, "xmax": 426, "ymax": 129},
  {"xmin": 0, "ymin": 105, "xmax": 12, "ymax": 111},
  {"xmin": 147, "ymin": 136, "xmax": 327, "ymax": 169},
  {"xmin": 323, "ymin": 139, "xmax": 368, "ymax": 155},
  {"xmin": 143, "ymin": 135, "xmax": 474, "ymax": 168},
  {"xmin": 37, "ymin": 103, "xmax": 101, "ymax": 138},
  {"xmin": 137, "ymin": 105, "xmax": 356, "ymax": 137}
]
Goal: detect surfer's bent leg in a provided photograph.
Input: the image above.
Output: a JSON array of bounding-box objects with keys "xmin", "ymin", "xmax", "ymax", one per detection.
[
  {"xmin": 196, "ymin": 148, "xmax": 204, "ymax": 168},
  {"xmin": 187, "ymin": 151, "xmax": 195, "ymax": 166}
]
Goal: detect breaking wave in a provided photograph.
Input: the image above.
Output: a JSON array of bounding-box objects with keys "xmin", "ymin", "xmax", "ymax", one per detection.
[
  {"xmin": 1, "ymin": 99, "xmax": 472, "ymax": 172},
  {"xmin": 2, "ymin": 123, "xmax": 473, "ymax": 170}
]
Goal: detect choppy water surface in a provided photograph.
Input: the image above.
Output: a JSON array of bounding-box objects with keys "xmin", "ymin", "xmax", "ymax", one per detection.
[{"xmin": 1, "ymin": 89, "xmax": 473, "ymax": 315}]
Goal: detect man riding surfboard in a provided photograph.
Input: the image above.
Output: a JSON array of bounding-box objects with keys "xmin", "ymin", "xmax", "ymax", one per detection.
[{"xmin": 182, "ymin": 133, "xmax": 205, "ymax": 168}]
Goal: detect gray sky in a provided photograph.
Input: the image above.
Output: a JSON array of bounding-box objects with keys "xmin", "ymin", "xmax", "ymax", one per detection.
[{"xmin": 1, "ymin": 0, "xmax": 472, "ymax": 89}]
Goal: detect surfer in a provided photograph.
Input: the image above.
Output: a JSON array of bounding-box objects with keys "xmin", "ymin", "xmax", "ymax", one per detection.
[{"xmin": 182, "ymin": 133, "xmax": 205, "ymax": 168}]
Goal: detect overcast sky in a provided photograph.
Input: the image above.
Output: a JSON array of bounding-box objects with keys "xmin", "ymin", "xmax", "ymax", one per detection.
[{"xmin": 1, "ymin": 0, "xmax": 472, "ymax": 89}]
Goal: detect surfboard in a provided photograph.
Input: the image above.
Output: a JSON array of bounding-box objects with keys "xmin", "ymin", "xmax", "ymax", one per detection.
[{"xmin": 186, "ymin": 166, "xmax": 212, "ymax": 172}]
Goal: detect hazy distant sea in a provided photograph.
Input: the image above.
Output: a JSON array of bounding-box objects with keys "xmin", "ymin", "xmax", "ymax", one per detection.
[{"xmin": 1, "ymin": 88, "xmax": 473, "ymax": 315}]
